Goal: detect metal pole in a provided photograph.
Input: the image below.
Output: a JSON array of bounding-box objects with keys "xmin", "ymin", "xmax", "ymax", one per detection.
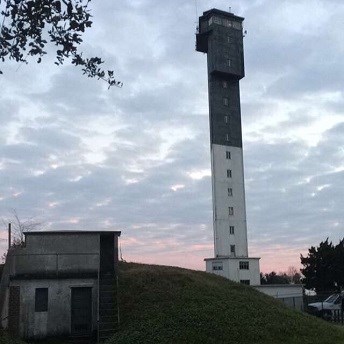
[{"xmin": 8, "ymin": 223, "xmax": 11, "ymax": 249}]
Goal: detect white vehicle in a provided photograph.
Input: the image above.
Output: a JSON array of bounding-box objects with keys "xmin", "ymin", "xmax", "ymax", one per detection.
[{"xmin": 308, "ymin": 293, "xmax": 343, "ymax": 318}]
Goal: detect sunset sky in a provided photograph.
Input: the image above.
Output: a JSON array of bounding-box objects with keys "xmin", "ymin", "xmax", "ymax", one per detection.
[{"xmin": 1, "ymin": 0, "xmax": 343, "ymax": 273}]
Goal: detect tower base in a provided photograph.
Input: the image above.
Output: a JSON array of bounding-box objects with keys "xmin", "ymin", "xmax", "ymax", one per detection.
[{"xmin": 205, "ymin": 256, "xmax": 261, "ymax": 285}]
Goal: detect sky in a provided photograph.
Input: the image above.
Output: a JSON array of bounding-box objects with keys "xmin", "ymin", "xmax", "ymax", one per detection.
[{"xmin": 0, "ymin": 0, "xmax": 343, "ymax": 273}]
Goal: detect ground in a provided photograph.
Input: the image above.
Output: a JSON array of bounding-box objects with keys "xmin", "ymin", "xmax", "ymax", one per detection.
[{"xmin": 1, "ymin": 262, "xmax": 344, "ymax": 343}]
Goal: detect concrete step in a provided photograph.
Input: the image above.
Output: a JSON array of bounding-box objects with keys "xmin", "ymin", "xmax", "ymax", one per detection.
[
  {"xmin": 99, "ymin": 315, "xmax": 118, "ymax": 323},
  {"xmin": 99, "ymin": 308, "xmax": 115, "ymax": 317},
  {"xmin": 99, "ymin": 302, "xmax": 115, "ymax": 310},
  {"xmin": 99, "ymin": 321, "xmax": 116, "ymax": 331},
  {"xmin": 99, "ymin": 328, "xmax": 117, "ymax": 341},
  {"xmin": 67, "ymin": 335, "xmax": 93, "ymax": 344},
  {"xmin": 100, "ymin": 285, "xmax": 114, "ymax": 292},
  {"xmin": 99, "ymin": 294, "xmax": 115, "ymax": 303}
]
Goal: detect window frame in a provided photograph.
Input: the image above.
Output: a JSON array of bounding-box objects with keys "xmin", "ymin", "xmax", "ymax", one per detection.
[
  {"xmin": 239, "ymin": 261, "xmax": 249, "ymax": 270},
  {"xmin": 212, "ymin": 262, "xmax": 223, "ymax": 271}
]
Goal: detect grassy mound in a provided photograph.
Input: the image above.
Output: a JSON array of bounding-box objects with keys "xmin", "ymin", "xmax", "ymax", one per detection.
[
  {"xmin": 0, "ymin": 330, "xmax": 26, "ymax": 344},
  {"xmin": 108, "ymin": 262, "xmax": 344, "ymax": 344}
]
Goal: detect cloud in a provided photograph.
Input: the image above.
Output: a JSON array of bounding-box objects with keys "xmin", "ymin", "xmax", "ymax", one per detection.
[{"xmin": 0, "ymin": 0, "xmax": 343, "ymax": 273}]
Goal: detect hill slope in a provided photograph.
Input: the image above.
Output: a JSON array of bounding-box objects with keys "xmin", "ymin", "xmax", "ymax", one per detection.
[{"xmin": 108, "ymin": 262, "xmax": 344, "ymax": 344}]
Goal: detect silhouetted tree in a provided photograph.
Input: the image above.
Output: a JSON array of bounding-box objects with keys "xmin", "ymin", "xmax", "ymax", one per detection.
[
  {"xmin": 300, "ymin": 238, "xmax": 344, "ymax": 293},
  {"xmin": 0, "ymin": 0, "xmax": 122, "ymax": 88},
  {"xmin": 1, "ymin": 209, "xmax": 43, "ymax": 262},
  {"xmin": 260, "ymin": 271, "xmax": 290, "ymax": 285},
  {"xmin": 287, "ymin": 266, "xmax": 302, "ymax": 284}
]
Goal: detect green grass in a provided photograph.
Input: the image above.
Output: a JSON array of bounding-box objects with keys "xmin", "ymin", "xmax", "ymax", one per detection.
[
  {"xmin": 0, "ymin": 330, "xmax": 26, "ymax": 344},
  {"xmin": 107, "ymin": 262, "xmax": 344, "ymax": 344}
]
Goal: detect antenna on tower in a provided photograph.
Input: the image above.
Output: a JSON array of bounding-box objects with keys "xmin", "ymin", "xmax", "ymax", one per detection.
[{"xmin": 194, "ymin": 0, "xmax": 199, "ymax": 22}]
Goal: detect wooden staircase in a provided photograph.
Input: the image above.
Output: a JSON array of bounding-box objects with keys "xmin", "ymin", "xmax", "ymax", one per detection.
[{"xmin": 98, "ymin": 273, "xmax": 118, "ymax": 342}]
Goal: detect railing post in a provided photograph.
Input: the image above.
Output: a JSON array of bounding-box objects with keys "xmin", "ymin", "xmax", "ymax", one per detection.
[{"xmin": 56, "ymin": 254, "xmax": 59, "ymax": 278}]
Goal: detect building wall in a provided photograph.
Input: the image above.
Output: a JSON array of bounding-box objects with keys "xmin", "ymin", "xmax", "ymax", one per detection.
[
  {"xmin": 12, "ymin": 233, "xmax": 101, "ymax": 277},
  {"xmin": 205, "ymin": 257, "xmax": 260, "ymax": 285},
  {"xmin": 211, "ymin": 144, "xmax": 248, "ymax": 257},
  {"xmin": 11, "ymin": 278, "xmax": 98, "ymax": 339},
  {"xmin": 254, "ymin": 284, "xmax": 304, "ymax": 311}
]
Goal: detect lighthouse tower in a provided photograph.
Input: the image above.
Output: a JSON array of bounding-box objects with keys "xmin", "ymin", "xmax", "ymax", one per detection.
[{"xmin": 196, "ymin": 9, "xmax": 260, "ymax": 285}]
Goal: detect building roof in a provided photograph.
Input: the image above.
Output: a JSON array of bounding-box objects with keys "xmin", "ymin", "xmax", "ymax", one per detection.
[
  {"xmin": 24, "ymin": 230, "xmax": 121, "ymax": 236},
  {"xmin": 201, "ymin": 8, "xmax": 244, "ymax": 22},
  {"xmin": 204, "ymin": 257, "xmax": 260, "ymax": 261}
]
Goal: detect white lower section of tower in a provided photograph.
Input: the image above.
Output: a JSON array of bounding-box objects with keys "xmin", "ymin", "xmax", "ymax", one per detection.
[
  {"xmin": 211, "ymin": 144, "xmax": 248, "ymax": 257},
  {"xmin": 205, "ymin": 143, "xmax": 261, "ymax": 285}
]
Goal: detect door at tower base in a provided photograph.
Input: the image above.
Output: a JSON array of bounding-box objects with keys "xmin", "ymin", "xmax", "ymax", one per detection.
[{"xmin": 205, "ymin": 257, "xmax": 261, "ymax": 286}]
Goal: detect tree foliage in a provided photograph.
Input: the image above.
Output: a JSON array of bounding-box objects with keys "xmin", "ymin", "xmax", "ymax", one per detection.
[
  {"xmin": 0, "ymin": 0, "xmax": 122, "ymax": 88},
  {"xmin": 300, "ymin": 238, "xmax": 344, "ymax": 292},
  {"xmin": 1, "ymin": 209, "xmax": 43, "ymax": 263},
  {"xmin": 260, "ymin": 266, "xmax": 302, "ymax": 285},
  {"xmin": 261, "ymin": 271, "xmax": 290, "ymax": 285},
  {"xmin": 2, "ymin": 209, "xmax": 42, "ymax": 245}
]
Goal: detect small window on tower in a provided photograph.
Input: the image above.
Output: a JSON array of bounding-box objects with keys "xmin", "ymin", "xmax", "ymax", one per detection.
[
  {"xmin": 227, "ymin": 169, "xmax": 232, "ymax": 178},
  {"xmin": 240, "ymin": 280, "xmax": 250, "ymax": 285},
  {"xmin": 228, "ymin": 188, "xmax": 233, "ymax": 196},
  {"xmin": 226, "ymin": 134, "xmax": 230, "ymax": 142},
  {"xmin": 222, "ymin": 81, "xmax": 228, "ymax": 88},
  {"xmin": 227, "ymin": 59, "xmax": 231, "ymax": 67},
  {"xmin": 223, "ymin": 97, "xmax": 229, "ymax": 106},
  {"xmin": 228, "ymin": 207, "xmax": 234, "ymax": 215},
  {"xmin": 214, "ymin": 17, "xmax": 222, "ymax": 25},
  {"xmin": 224, "ymin": 116, "xmax": 229, "ymax": 123},
  {"xmin": 229, "ymin": 226, "xmax": 235, "ymax": 234},
  {"xmin": 230, "ymin": 245, "xmax": 236, "ymax": 256},
  {"xmin": 225, "ymin": 20, "xmax": 232, "ymax": 27},
  {"xmin": 233, "ymin": 21, "xmax": 242, "ymax": 30},
  {"xmin": 226, "ymin": 151, "xmax": 231, "ymax": 159}
]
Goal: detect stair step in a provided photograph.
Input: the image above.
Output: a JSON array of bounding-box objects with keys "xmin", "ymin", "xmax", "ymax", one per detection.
[
  {"xmin": 100, "ymin": 309, "xmax": 116, "ymax": 317},
  {"xmin": 99, "ymin": 322, "xmax": 116, "ymax": 330},
  {"xmin": 67, "ymin": 335, "xmax": 92, "ymax": 344},
  {"xmin": 99, "ymin": 328, "xmax": 117, "ymax": 341},
  {"xmin": 100, "ymin": 302, "xmax": 115, "ymax": 309},
  {"xmin": 99, "ymin": 315, "xmax": 118, "ymax": 323},
  {"xmin": 99, "ymin": 295, "xmax": 115, "ymax": 303},
  {"xmin": 100, "ymin": 285, "xmax": 114, "ymax": 292}
]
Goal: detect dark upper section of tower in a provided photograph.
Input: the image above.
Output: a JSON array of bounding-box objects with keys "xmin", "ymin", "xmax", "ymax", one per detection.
[{"xmin": 196, "ymin": 8, "xmax": 245, "ymax": 80}]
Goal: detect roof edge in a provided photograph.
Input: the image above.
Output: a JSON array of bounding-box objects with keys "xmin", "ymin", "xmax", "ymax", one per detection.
[{"xmin": 24, "ymin": 230, "xmax": 122, "ymax": 236}]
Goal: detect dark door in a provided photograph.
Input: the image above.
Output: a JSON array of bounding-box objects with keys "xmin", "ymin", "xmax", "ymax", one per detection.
[
  {"xmin": 100, "ymin": 233, "xmax": 114, "ymax": 275},
  {"xmin": 71, "ymin": 287, "xmax": 92, "ymax": 336}
]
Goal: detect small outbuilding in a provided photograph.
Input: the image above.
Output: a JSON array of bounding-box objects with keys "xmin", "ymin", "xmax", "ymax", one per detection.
[{"xmin": 0, "ymin": 230, "xmax": 121, "ymax": 342}]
